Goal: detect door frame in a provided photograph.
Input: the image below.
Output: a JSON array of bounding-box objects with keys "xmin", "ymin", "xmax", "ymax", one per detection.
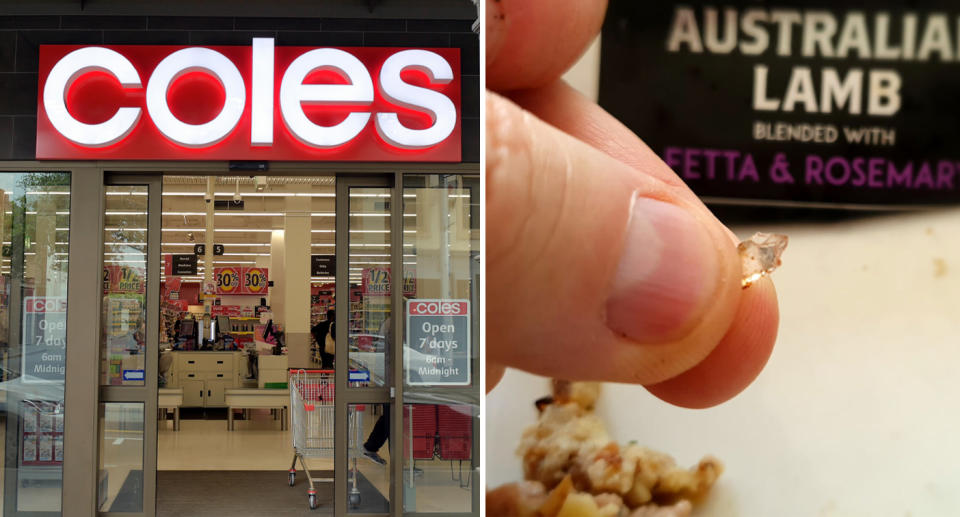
[
  {"xmin": 334, "ymin": 174, "xmax": 398, "ymax": 517},
  {"xmin": 94, "ymin": 173, "xmax": 162, "ymax": 517}
]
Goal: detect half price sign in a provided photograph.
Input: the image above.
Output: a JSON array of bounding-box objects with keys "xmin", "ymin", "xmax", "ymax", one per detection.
[{"xmin": 214, "ymin": 267, "xmax": 269, "ymax": 295}]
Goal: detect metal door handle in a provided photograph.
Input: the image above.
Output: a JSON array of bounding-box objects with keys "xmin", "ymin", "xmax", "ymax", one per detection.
[
  {"xmin": 208, "ymin": 390, "xmax": 211, "ymax": 397},
  {"xmin": 217, "ymin": 374, "xmax": 223, "ymax": 377}
]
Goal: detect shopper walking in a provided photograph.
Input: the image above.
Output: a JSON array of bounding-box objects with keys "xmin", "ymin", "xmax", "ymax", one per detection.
[{"xmin": 311, "ymin": 309, "xmax": 336, "ymax": 369}]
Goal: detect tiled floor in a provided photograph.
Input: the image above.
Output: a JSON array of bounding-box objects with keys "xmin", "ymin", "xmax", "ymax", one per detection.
[
  {"xmin": 0, "ymin": 408, "xmax": 473, "ymax": 515},
  {"xmin": 156, "ymin": 409, "xmax": 472, "ymax": 513}
]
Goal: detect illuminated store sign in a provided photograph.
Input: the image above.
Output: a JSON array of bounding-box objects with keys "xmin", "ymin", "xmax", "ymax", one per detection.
[{"xmin": 36, "ymin": 39, "xmax": 461, "ymax": 161}]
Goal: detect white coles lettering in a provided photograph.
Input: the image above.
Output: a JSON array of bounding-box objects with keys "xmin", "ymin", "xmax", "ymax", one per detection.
[
  {"xmin": 376, "ymin": 49, "xmax": 457, "ymax": 149},
  {"xmin": 279, "ymin": 48, "xmax": 374, "ymax": 148},
  {"xmin": 146, "ymin": 47, "xmax": 247, "ymax": 147},
  {"xmin": 43, "ymin": 47, "xmax": 142, "ymax": 146}
]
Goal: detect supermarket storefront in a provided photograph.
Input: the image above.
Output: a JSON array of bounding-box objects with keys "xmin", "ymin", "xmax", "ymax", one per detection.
[{"xmin": 0, "ymin": 3, "xmax": 479, "ymax": 516}]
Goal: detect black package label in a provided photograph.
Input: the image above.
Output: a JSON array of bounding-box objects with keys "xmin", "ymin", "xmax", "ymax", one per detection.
[{"xmin": 600, "ymin": 2, "xmax": 960, "ymax": 206}]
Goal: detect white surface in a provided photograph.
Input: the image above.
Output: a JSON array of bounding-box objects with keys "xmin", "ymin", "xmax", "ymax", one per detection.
[{"xmin": 488, "ymin": 210, "xmax": 960, "ymax": 516}]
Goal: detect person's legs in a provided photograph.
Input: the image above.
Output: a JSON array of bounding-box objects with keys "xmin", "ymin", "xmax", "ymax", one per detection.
[
  {"xmin": 319, "ymin": 349, "xmax": 334, "ymax": 369},
  {"xmin": 362, "ymin": 406, "xmax": 389, "ymax": 465}
]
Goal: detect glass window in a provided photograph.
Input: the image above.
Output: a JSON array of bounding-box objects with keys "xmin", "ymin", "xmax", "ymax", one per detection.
[
  {"xmin": 97, "ymin": 402, "xmax": 144, "ymax": 512},
  {"xmin": 0, "ymin": 172, "xmax": 70, "ymax": 514},
  {"xmin": 347, "ymin": 188, "xmax": 393, "ymax": 388},
  {"xmin": 400, "ymin": 174, "xmax": 479, "ymax": 512},
  {"xmin": 101, "ymin": 186, "xmax": 148, "ymax": 385}
]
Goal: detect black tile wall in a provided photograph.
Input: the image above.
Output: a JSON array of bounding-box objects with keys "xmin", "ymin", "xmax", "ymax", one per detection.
[
  {"xmin": 0, "ymin": 117, "xmax": 13, "ymax": 160},
  {"xmin": 61, "ymin": 16, "xmax": 147, "ymax": 30},
  {"xmin": 406, "ymin": 19, "xmax": 473, "ymax": 33},
  {"xmin": 451, "ymin": 32, "xmax": 478, "ymax": 76},
  {"xmin": 11, "ymin": 117, "xmax": 36, "ymax": 160},
  {"xmin": 187, "ymin": 31, "xmax": 278, "ymax": 46},
  {"xmin": 147, "ymin": 17, "xmax": 234, "ymax": 30},
  {"xmin": 0, "ymin": 16, "xmax": 60, "ymax": 30},
  {"xmin": 234, "ymin": 17, "xmax": 322, "ymax": 31},
  {"xmin": 0, "ymin": 32, "xmax": 15, "ymax": 72},
  {"xmin": 101, "ymin": 31, "xmax": 191, "ymax": 45},
  {"xmin": 16, "ymin": 30, "xmax": 103, "ymax": 72},
  {"xmin": 321, "ymin": 18, "xmax": 404, "ymax": 32},
  {"xmin": 0, "ymin": 14, "xmax": 479, "ymax": 163},
  {"xmin": 461, "ymin": 76, "xmax": 480, "ymax": 118},
  {"xmin": 0, "ymin": 74, "xmax": 38, "ymax": 116},
  {"xmin": 461, "ymin": 116, "xmax": 479, "ymax": 164},
  {"xmin": 364, "ymin": 32, "xmax": 449, "ymax": 47},
  {"xmin": 275, "ymin": 31, "xmax": 364, "ymax": 47}
]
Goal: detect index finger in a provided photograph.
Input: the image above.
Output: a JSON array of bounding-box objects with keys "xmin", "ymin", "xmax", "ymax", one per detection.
[{"xmin": 487, "ymin": 0, "xmax": 608, "ymax": 91}]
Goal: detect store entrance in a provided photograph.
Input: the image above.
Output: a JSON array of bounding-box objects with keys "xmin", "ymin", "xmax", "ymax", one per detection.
[
  {"xmin": 153, "ymin": 175, "xmax": 344, "ymax": 516},
  {"xmin": 95, "ymin": 174, "xmax": 394, "ymax": 517}
]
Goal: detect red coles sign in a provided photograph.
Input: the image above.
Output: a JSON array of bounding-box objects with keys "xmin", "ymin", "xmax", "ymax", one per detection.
[{"xmin": 36, "ymin": 39, "xmax": 461, "ymax": 161}]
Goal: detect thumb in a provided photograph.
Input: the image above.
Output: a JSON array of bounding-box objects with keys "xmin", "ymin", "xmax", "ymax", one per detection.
[{"xmin": 486, "ymin": 92, "xmax": 743, "ymax": 385}]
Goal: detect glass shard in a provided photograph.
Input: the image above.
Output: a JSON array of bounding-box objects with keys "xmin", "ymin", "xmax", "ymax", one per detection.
[{"xmin": 738, "ymin": 232, "xmax": 788, "ymax": 288}]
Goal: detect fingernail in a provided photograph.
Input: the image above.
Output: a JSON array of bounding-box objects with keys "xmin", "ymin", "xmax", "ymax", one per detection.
[{"xmin": 606, "ymin": 196, "xmax": 719, "ymax": 343}]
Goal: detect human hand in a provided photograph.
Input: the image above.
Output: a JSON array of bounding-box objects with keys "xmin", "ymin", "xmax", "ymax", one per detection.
[{"xmin": 486, "ymin": 0, "xmax": 780, "ymax": 408}]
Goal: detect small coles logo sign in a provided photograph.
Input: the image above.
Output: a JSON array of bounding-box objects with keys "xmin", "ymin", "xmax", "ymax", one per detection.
[
  {"xmin": 408, "ymin": 300, "xmax": 468, "ymax": 316},
  {"xmin": 35, "ymin": 39, "xmax": 461, "ymax": 161}
]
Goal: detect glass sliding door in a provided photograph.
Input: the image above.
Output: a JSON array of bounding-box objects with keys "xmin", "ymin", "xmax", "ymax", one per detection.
[
  {"xmin": 96, "ymin": 175, "xmax": 161, "ymax": 517},
  {"xmin": 0, "ymin": 172, "xmax": 71, "ymax": 516},
  {"xmin": 335, "ymin": 177, "xmax": 395, "ymax": 516},
  {"xmin": 400, "ymin": 174, "xmax": 479, "ymax": 515}
]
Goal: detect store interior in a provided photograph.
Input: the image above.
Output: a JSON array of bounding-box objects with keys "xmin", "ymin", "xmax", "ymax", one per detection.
[{"xmin": 94, "ymin": 175, "xmax": 476, "ymax": 515}]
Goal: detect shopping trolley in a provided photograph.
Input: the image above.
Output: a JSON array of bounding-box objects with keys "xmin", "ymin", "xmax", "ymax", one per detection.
[{"xmin": 287, "ymin": 369, "xmax": 365, "ymax": 510}]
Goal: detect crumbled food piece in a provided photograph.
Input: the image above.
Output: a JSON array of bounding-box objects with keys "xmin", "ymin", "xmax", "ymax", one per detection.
[
  {"xmin": 488, "ymin": 480, "xmax": 694, "ymax": 517},
  {"xmin": 487, "ymin": 481, "xmax": 548, "ymax": 517},
  {"xmin": 496, "ymin": 381, "xmax": 722, "ymax": 516},
  {"xmin": 552, "ymin": 380, "xmax": 601, "ymax": 410},
  {"xmin": 738, "ymin": 232, "xmax": 788, "ymax": 288},
  {"xmin": 628, "ymin": 500, "xmax": 692, "ymax": 517}
]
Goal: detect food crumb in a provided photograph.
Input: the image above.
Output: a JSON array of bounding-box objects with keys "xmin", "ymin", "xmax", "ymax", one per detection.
[{"xmin": 933, "ymin": 258, "xmax": 947, "ymax": 278}]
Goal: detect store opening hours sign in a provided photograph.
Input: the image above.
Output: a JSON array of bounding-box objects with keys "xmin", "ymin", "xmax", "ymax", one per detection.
[
  {"xmin": 22, "ymin": 297, "xmax": 67, "ymax": 383},
  {"xmin": 405, "ymin": 299, "xmax": 470, "ymax": 386},
  {"xmin": 215, "ymin": 266, "xmax": 268, "ymax": 295},
  {"xmin": 36, "ymin": 40, "xmax": 461, "ymax": 161}
]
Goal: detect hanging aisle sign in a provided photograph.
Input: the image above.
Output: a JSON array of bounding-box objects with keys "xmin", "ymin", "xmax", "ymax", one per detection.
[{"xmin": 35, "ymin": 40, "xmax": 461, "ymax": 162}]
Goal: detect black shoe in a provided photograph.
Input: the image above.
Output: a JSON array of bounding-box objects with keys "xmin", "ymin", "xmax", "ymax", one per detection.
[{"xmin": 363, "ymin": 448, "xmax": 387, "ymax": 466}]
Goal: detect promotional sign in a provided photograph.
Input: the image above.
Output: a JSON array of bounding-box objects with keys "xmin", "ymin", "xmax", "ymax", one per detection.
[
  {"xmin": 36, "ymin": 40, "xmax": 461, "ymax": 162},
  {"xmin": 165, "ymin": 254, "xmax": 198, "ymax": 275},
  {"xmin": 243, "ymin": 267, "xmax": 269, "ymax": 295},
  {"xmin": 22, "ymin": 297, "xmax": 67, "ymax": 383},
  {"xmin": 600, "ymin": 3, "xmax": 960, "ymax": 206},
  {"xmin": 214, "ymin": 266, "xmax": 269, "ymax": 295},
  {"xmin": 405, "ymin": 299, "xmax": 470, "ymax": 386},
  {"xmin": 20, "ymin": 400, "xmax": 64, "ymax": 466},
  {"xmin": 215, "ymin": 267, "xmax": 241, "ymax": 294},
  {"xmin": 102, "ymin": 265, "xmax": 145, "ymax": 295},
  {"xmin": 361, "ymin": 267, "xmax": 416, "ymax": 297},
  {"xmin": 311, "ymin": 255, "xmax": 336, "ymax": 276}
]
